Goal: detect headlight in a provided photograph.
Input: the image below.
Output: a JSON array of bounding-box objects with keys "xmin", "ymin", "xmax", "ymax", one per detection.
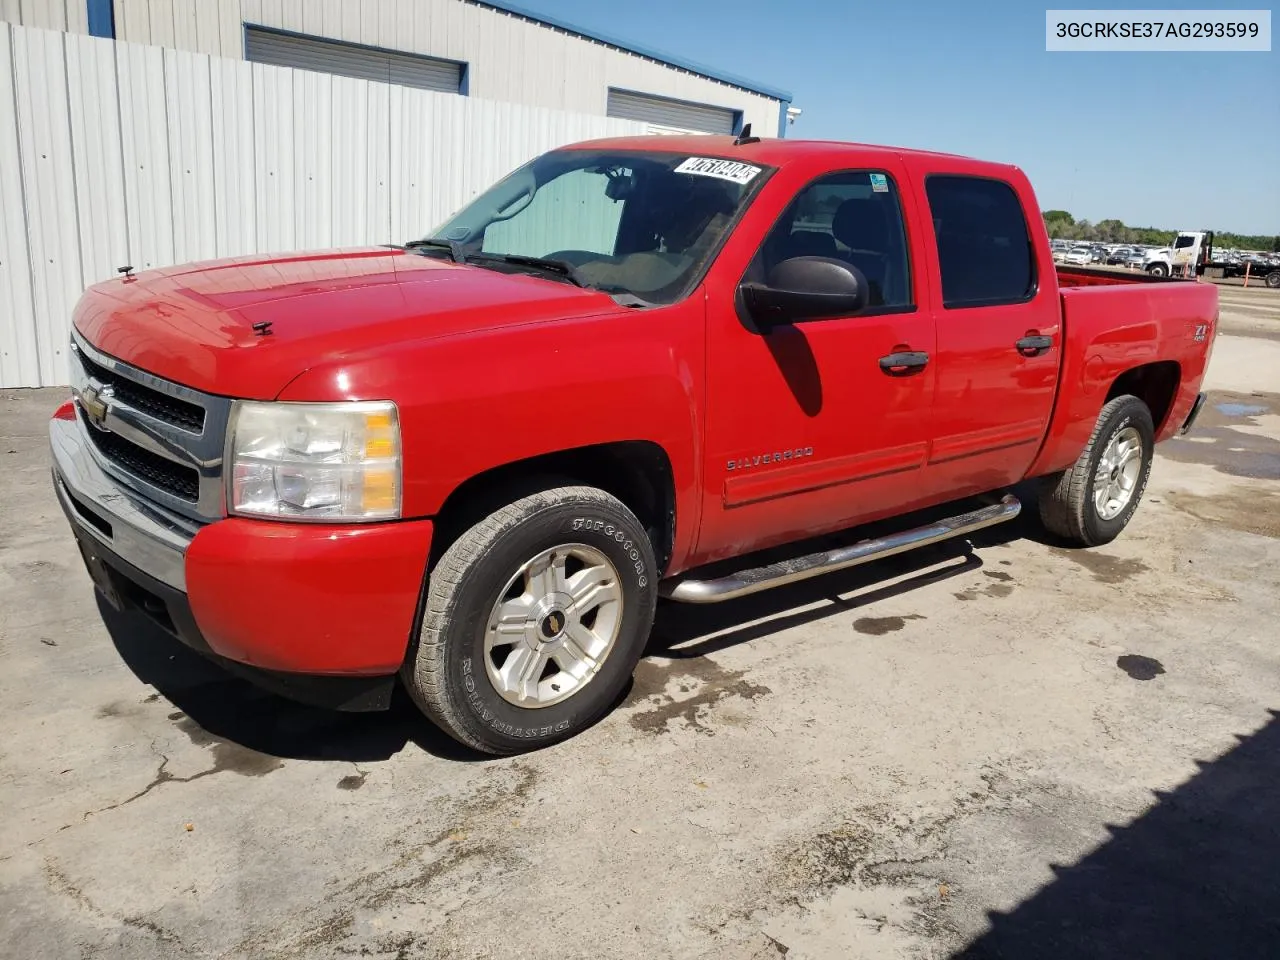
[{"xmin": 228, "ymin": 401, "xmax": 401, "ymax": 521}]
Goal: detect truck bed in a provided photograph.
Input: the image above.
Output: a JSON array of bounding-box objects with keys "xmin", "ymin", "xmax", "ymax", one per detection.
[
  {"xmin": 1025, "ymin": 266, "xmax": 1218, "ymax": 481},
  {"xmin": 1055, "ymin": 265, "xmax": 1198, "ymax": 288}
]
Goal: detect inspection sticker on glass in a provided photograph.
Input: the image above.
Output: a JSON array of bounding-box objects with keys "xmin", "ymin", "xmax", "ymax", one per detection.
[
  {"xmin": 674, "ymin": 157, "xmax": 762, "ymax": 185},
  {"xmin": 869, "ymin": 173, "xmax": 889, "ymax": 193}
]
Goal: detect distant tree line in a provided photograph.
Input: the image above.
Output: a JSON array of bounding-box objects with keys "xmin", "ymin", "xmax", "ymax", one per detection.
[{"xmin": 1042, "ymin": 210, "xmax": 1280, "ymax": 252}]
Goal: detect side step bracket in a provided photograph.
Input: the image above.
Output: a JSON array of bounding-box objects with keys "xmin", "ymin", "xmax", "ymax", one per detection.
[{"xmin": 659, "ymin": 494, "xmax": 1021, "ymax": 604}]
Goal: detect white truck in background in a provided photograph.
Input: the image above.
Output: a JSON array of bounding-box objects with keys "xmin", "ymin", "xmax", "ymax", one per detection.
[
  {"xmin": 1141, "ymin": 231, "xmax": 1210, "ymax": 278},
  {"xmin": 1144, "ymin": 231, "xmax": 1280, "ymax": 287}
]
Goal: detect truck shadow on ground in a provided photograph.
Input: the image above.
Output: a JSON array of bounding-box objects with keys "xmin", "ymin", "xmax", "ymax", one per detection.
[
  {"xmin": 648, "ymin": 485, "xmax": 1047, "ymax": 659},
  {"xmin": 98, "ymin": 597, "xmax": 481, "ymax": 763},
  {"xmin": 954, "ymin": 710, "xmax": 1280, "ymax": 959},
  {"xmin": 97, "ymin": 487, "xmax": 1051, "ymax": 764}
]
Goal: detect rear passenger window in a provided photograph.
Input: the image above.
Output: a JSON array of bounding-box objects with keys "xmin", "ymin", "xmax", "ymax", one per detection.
[
  {"xmin": 925, "ymin": 176, "xmax": 1035, "ymax": 308},
  {"xmin": 747, "ymin": 171, "xmax": 913, "ymax": 311}
]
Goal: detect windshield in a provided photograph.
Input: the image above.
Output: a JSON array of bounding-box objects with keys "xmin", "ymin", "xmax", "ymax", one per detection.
[{"xmin": 419, "ymin": 149, "xmax": 771, "ymax": 304}]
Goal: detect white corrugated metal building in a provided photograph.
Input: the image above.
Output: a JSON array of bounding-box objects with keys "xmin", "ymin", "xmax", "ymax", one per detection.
[
  {"xmin": 0, "ymin": 0, "xmax": 794, "ymax": 388},
  {"xmin": 3, "ymin": 0, "xmax": 794, "ymax": 136}
]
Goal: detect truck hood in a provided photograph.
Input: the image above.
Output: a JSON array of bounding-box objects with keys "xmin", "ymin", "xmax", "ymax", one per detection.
[{"xmin": 73, "ymin": 248, "xmax": 625, "ymax": 399}]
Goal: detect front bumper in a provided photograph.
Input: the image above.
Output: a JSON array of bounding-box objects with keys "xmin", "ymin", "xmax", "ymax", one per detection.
[{"xmin": 51, "ymin": 413, "xmax": 434, "ymax": 711}]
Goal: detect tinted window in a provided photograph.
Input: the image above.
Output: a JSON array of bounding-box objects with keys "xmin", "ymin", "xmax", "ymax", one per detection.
[
  {"xmin": 1174, "ymin": 235, "xmax": 1195, "ymax": 248},
  {"xmin": 747, "ymin": 171, "xmax": 913, "ymax": 310},
  {"xmin": 925, "ymin": 176, "xmax": 1035, "ymax": 308}
]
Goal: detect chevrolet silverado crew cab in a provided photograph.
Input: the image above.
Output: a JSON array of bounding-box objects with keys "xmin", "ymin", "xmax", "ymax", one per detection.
[{"xmin": 51, "ymin": 134, "xmax": 1217, "ymax": 755}]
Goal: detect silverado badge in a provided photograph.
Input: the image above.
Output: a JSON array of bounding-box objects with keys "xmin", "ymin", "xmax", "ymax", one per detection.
[{"xmin": 726, "ymin": 447, "xmax": 813, "ymax": 471}]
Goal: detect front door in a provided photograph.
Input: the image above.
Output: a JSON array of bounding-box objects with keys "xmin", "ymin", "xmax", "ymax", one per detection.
[
  {"xmin": 695, "ymin": 166, "xmax": 939, "ymax": 564},
  {"xmin": 913, "ymin": 171, "xmax": 1061, "ymax": 499}
]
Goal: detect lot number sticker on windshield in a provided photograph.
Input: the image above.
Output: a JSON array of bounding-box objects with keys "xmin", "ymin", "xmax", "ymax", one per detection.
[
  {"xmin": 674, "ymin": 157, "xmax": 762, "ymax": 185},
  {"xmin": 869, "ymin": 173, "xmax": 889, "ymax": 193}
]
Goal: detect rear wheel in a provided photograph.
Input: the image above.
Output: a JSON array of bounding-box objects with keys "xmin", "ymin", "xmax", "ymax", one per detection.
[
  {"xmin": 1038, "ymin": 395, "xmax": 1155, "ymax": 547},
  {"xmin": 403, "ymin": 485, "xmax": 657, "ymax": 755},
  {"xmin": 1265, "ymin": 270, "xmax": 1280, "ymax": 289}
]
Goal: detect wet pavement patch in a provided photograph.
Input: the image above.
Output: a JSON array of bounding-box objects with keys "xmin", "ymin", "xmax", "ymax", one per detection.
[
  {"xmin": 1168, "ymin": 488, "xmax": 1280, "ymax": 539},
  {"xmin": 1163, "ymin": 390, "xmax": 1280, "ymax": 481},
  {"xmin": 174, "ymin": 715, "xmax": 284, "ymax": 777},
  {"xmin": 1216, "ymin": 403, "xmax": 1269, "ymax": 417},
  {"xmin": 1054, "ymin": 549, "xmax": 1150, "ymax": 584},
  {"xmin": 983, "ymin": 570, "xmax": 1014, "ymax": 582},
  {"xmin": 852, "ymin": 614, "xmax": 925, "ymax": 635},
  {"xmin": 337, "ymin": 772, "xmax": 367, "ymax": 791},
  {"xmin": 1117, "ymin": 654, "xmax": 1165, "ymax": 681},
  {"xmin": 625, "ymin": 657, "xmax": 770, "ymax": 734},
  {"xmin": 953, "ymin": 583, "xmax": 1015, "ymax": 601}
]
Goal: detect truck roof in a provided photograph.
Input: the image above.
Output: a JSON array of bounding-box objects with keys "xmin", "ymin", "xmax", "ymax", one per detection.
[{"xmin": 561, "ymin": 134, "xmax": 1018, "ymax": 173}]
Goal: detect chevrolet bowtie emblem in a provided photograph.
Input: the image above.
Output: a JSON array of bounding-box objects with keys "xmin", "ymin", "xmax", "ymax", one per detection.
[
  {"xmin": 80, "ymin": 380, "xmax": 114, "ymax": 431},
  {"xmin": 547, "ymin": 612, "xmax": 564, "ymax": 634}
]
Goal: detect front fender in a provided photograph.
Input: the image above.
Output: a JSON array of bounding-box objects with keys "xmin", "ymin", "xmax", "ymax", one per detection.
[{"xmin": 276, "ymin": 301, "xmax": 707, "ymax": 567}]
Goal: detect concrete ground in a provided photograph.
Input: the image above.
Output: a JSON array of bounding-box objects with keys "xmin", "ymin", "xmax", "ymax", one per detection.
[{"xmin": 2, "ymin": 293, "xmax": 1279, "ymax": 959}]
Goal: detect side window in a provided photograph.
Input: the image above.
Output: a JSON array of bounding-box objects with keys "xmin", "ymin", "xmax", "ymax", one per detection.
[
  {"xmin": 925, "ymin": 176, "xmax": 1035, "ymax": 308},
  {"xmin": 748, "ymin": 170, "xmax": 913, "ymax": 311},
  {"xmin": 1174, "ymin": 235, "xmax": 1195, "ymax": 248}
]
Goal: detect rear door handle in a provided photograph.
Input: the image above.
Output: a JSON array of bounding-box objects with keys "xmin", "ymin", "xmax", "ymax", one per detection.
[
  {"xmin": 1016, "ymin": 335, "xmax": 1054, "ymax": 357},
  {"xmin": 878, "ymin": 351, "xmax": 929, "ymax": 376}
]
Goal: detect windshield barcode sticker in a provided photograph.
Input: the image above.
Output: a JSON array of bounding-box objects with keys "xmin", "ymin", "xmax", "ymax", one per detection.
[{"xmin": 674, "ymin": 157, "xmax": 762, "ymax": 185}]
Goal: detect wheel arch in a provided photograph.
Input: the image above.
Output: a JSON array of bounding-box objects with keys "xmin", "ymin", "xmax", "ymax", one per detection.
[
  {"xmin": 429, "ymin": 441, "xmax": 677, "ymax": 575},
  {"xmin": 1106, "ymin": 360, "xmax": 1181, "ymax": 434}
]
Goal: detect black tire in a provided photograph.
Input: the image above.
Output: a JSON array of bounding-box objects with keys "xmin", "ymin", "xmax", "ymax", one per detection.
[
  {"xmin": 1038, "ymin": 394, "xmax": 1155, "ymax": 547},
  {"xmin": 1147, "ymin": 263, "xmax": 1169, "ymax": 278},
  {"xmin": 403, "ymin": 485, "xmax": 657, "ymax": 755},
  {"xmin": 1265, "ymin": 271, "xmax": 1280, "ymax": 289}
]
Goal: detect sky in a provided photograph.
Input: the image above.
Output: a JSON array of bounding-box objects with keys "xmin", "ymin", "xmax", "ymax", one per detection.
[{"xmin": 513, "ymin": 0, "xmax": 1279, "ymax": 236}]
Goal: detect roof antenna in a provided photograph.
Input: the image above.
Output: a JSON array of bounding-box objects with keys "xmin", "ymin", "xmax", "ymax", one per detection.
[{"xmin": 733, "ymin": 123, "xmax": 760, "ymax": 146}]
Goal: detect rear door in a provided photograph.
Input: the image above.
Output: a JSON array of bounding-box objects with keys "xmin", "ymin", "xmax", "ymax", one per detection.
[{"xmin": 910, "ymin": 170, "xmax": 1062, "ymax": 498}]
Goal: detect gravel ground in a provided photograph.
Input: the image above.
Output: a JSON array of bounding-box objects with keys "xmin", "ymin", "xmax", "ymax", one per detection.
[{"xmin": 1, "ymin": 324, "xmax": 1278, "ymax": 959}]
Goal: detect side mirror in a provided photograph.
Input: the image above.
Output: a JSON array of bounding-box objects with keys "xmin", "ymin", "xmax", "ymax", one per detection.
[{"xmin": 738, "ymin": 257, "xmax": 869, "ymax": 329}]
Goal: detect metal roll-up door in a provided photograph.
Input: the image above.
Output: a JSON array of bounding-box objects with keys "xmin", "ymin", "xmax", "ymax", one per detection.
[
  {"xmin": 606, "ymin": 89, "xmax": 738, "ymax": 135},
  {"xmin": 244, "ymin": 27, "xmax": 463, "ymax": 94}
]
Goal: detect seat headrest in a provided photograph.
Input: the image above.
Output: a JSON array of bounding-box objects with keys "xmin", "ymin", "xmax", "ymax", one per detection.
[{"xmin": 832, "ymin": 198, "xmax": 891, "ymax": 252}]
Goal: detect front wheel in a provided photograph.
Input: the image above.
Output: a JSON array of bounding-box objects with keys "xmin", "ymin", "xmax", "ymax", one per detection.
[
  {"xmin": 1265, "ymin": 270, "xmax": 1280, "ymax": 289},
  {"xmin": 1147, "ymin": 263, "xmax": 1170, "ymax": 278},
  {"xmin": 1038, "ymin": 394, "xmax": 1155, "ymax": 547},
  {"xmin": 403, "ymin": 485, "xmax": 657, "ymax": 755}
]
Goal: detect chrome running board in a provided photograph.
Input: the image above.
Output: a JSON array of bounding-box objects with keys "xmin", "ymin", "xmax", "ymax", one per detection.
[{"xmin": 660, "ymin": 494, "xmax": 1021, "ymax": 604}]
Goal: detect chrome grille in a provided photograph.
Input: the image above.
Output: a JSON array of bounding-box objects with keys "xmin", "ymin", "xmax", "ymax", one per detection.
[
  {"xmin": 75, "ymin": 348, "xmax": 205, "ymax": 433},
  {"xmin": 69, "ymin": 332, "xmax": 233, "ymax": 523},
  {"xmin": 79, "ymin": 411, "xmax": 200, "ymax": 502}
]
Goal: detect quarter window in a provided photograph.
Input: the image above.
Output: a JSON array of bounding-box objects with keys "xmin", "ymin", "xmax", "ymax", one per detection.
[
  {"xmin": 925, "ymin": 176, "xmax": 1035, "ymax": 308},
  {"xmin": 747, "ymin": 171, "xmax": 913, "ymax": 311}
]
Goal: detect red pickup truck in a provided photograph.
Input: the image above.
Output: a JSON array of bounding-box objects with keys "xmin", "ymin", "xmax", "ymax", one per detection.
[{"xmin": 51, "ymin": 134, "xmax": 1217, "ymax": 754}]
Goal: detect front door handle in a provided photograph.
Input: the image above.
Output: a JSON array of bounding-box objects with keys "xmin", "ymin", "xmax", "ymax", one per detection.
[
  {"xmin": 879, "ymin": 351, "xmax": 929, "ymax": 376},
  {"xmin": 1016, "ymin": 335, "xmax": 1054, "ymax": 357}
]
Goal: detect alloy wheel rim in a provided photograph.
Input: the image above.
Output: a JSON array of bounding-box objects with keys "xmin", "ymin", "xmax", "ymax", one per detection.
[
  {"xmin": 1093, "ymin": 426, "xmax": 1143, "ymax": 521},
  {"xmin": 483, "ymin": 543, "xmax": 623, "ymax": 709}
]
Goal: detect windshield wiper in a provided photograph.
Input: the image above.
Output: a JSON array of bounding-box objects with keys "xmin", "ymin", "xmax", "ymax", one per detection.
[
  {"xmin": 405, "ymin": 236, "xmax": 467, "ymax": 264},
  {"xmin": 406, "ymin": 245, "xmax": 611, "ymax": 296},
  {"xmin": 468, "ymin": 252, "xmax": 587, "ymax": 288}
]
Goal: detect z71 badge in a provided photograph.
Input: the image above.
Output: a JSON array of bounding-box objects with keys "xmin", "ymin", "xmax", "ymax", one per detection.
[{"xmin": 726, "ymin": 447, "xmax": 813, "ymax": 471}]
